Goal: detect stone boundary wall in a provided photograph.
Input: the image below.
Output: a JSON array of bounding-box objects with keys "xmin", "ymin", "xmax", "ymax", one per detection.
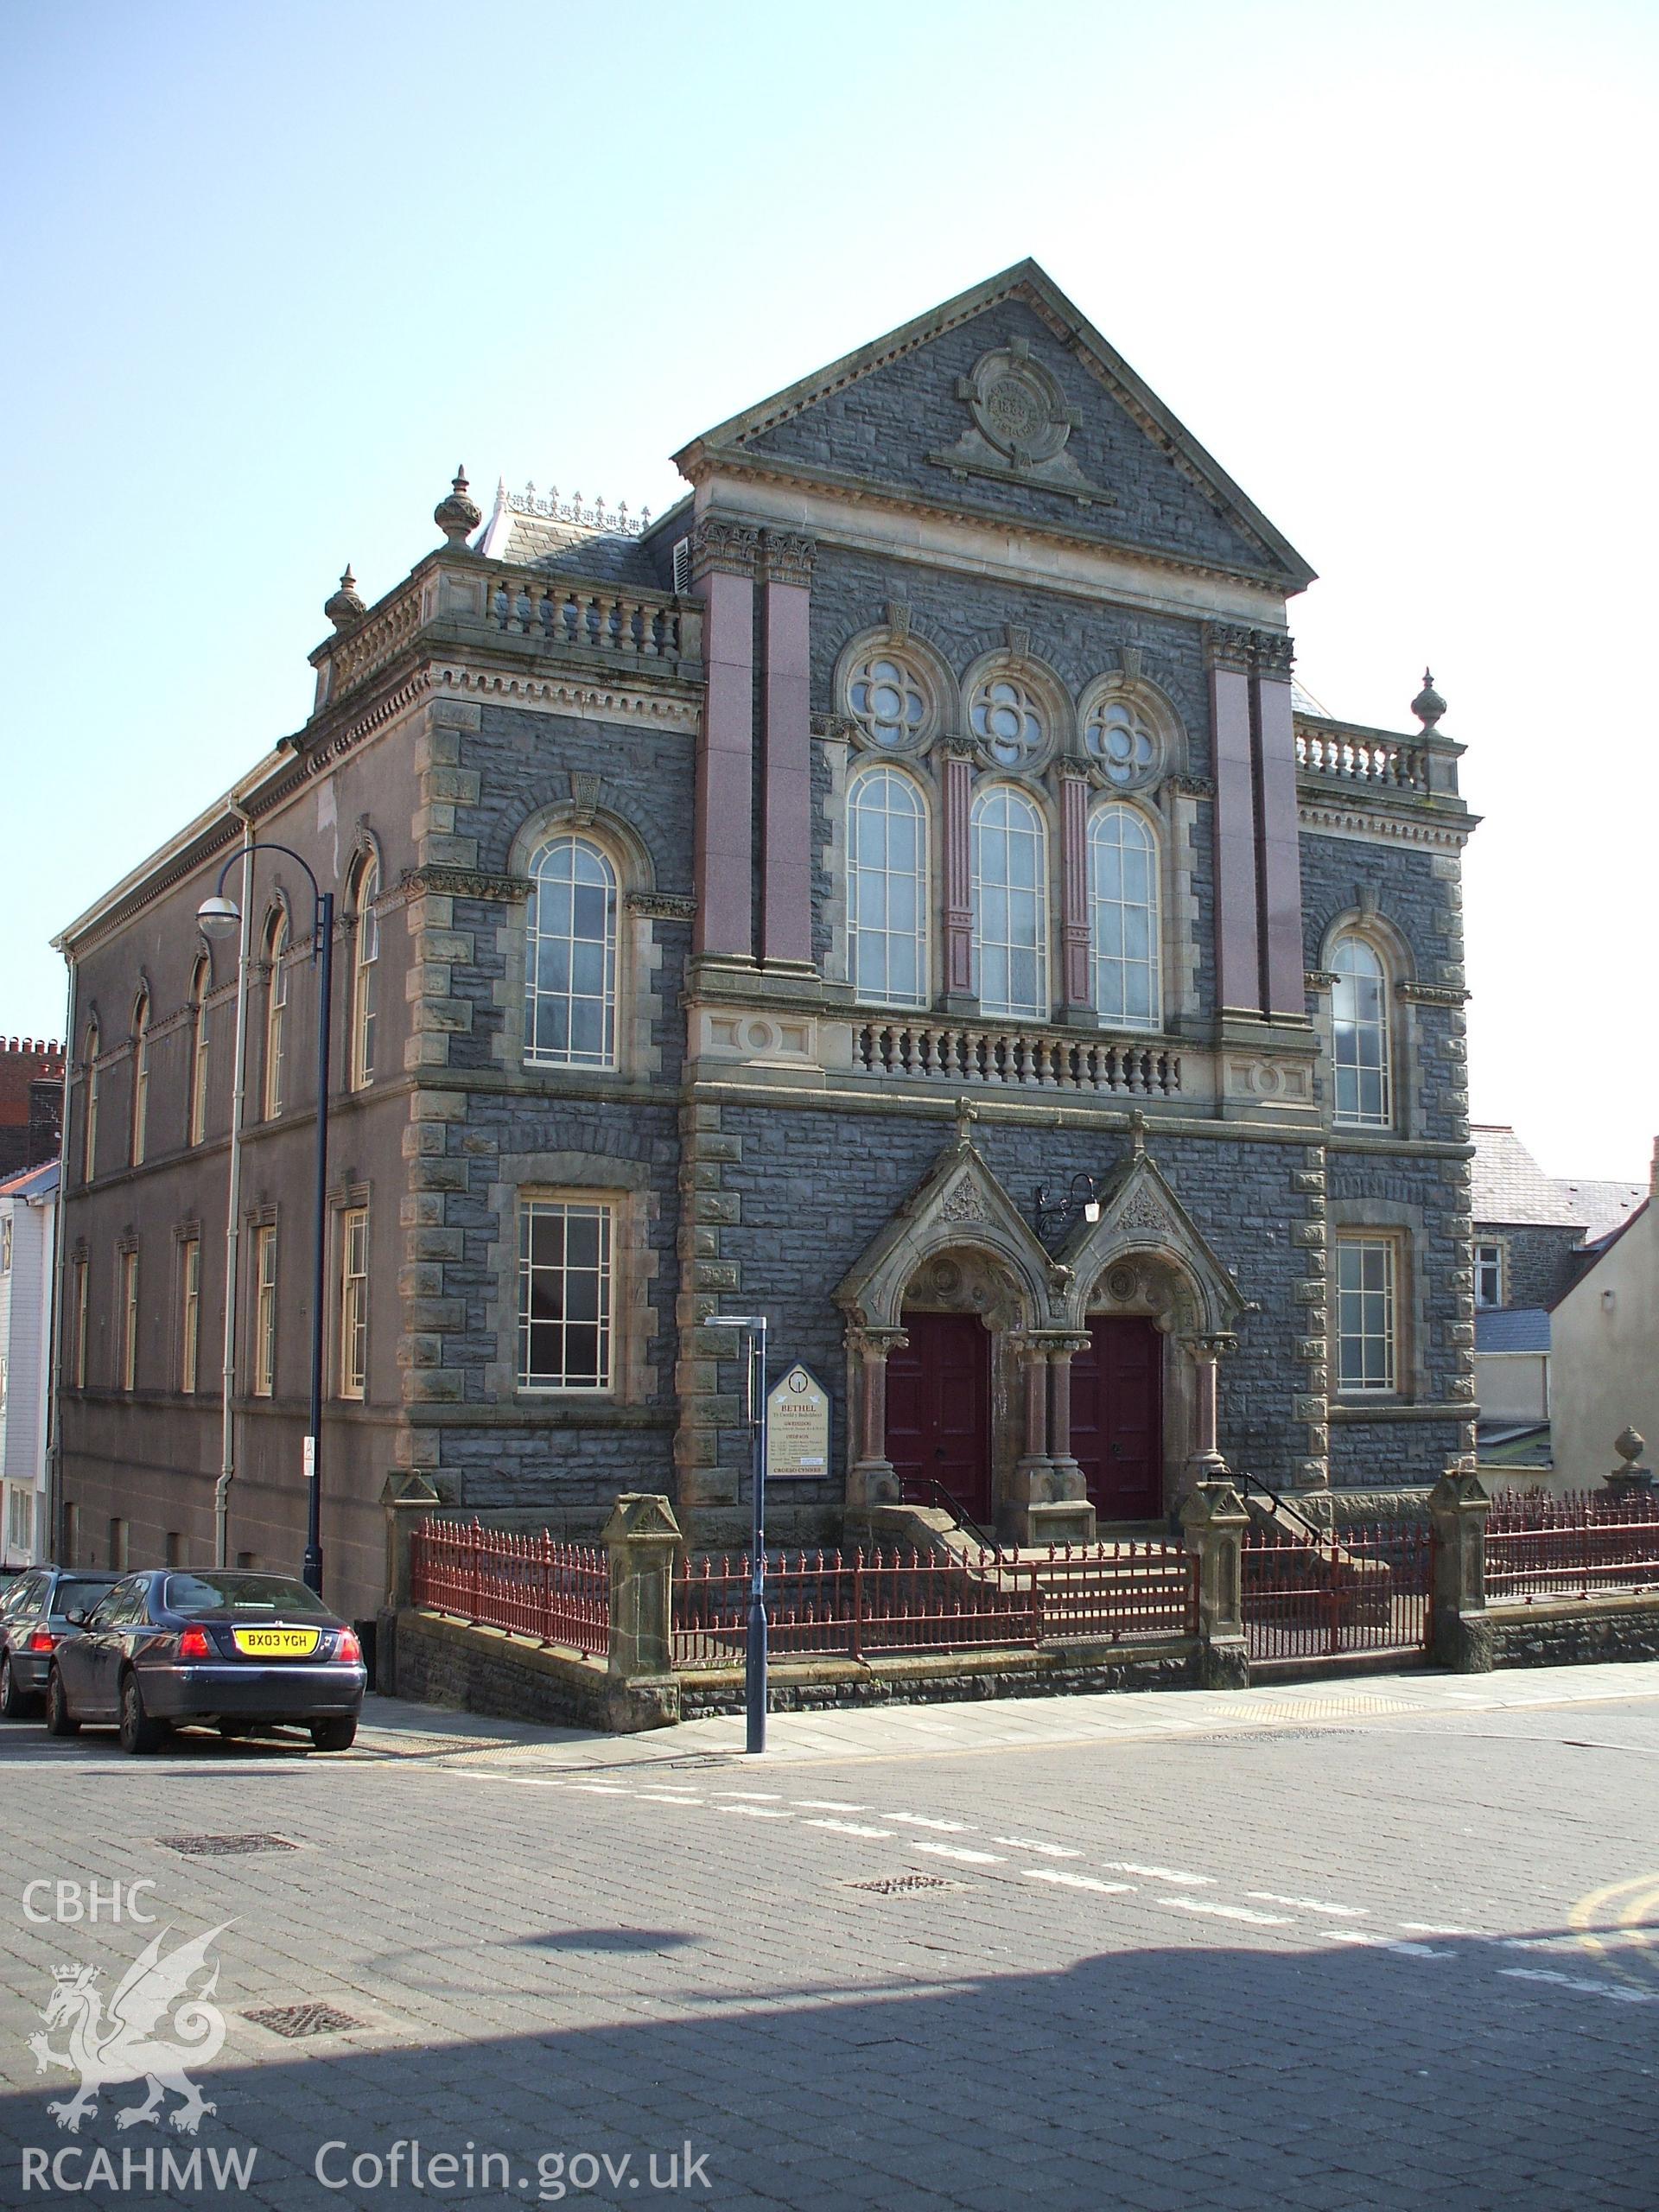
[
  {"xmin": 1480, "ymin": 1596, "xmax": 1659, "ymax": 1671},
  {"xmin": 389, "ymin": 1610, "xmax": 678, "ymax": 1732},
  {"xmin": 677, "ymin": 1640, "xmax": 1200, "ymax": 1719}
]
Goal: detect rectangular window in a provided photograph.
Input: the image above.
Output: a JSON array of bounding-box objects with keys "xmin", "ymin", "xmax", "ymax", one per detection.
[
  {"xmin": 518, "ymin": 1199, "xmax": 613, "ymax": 1393},
  {"xmin": 6, "ymin": 1485, "xmax": 33, "ymax": 1558},
  {"xmin": 339, "ymin": 1207, "xmax": 368, "ymax": 1401},
  {"xmin": 181, "ymin": 1237, "xmax": 201, "ymax": 1395},
  {"xmin": 108, "ymin": 1517, "xmax": 129, "ymax": 1571},
  {"xmin": 73, "ymin": 1259, "xmax": 88, "ymax": 1390},
  {"xmin": 252, "ymin": 1226, "xmax": 277, "ymax": 1398},
  {"xmin": 120, "ymin": 1251, "xmax": 139, "ymax": 1391},
  {"xmin": 1337, "ymin": 1236, "xmax": 1397, "ymax": 1395},
  {"xmin": 1474, "ymin": 1242, "xmax": 1503, "ymax": 1310},
  {"xmin": 1, "ymin": 1217, "xmax": 11, "ymax": 1274}
]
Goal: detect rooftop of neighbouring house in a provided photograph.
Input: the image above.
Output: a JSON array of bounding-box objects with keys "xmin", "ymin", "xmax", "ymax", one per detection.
[
  {"xmin": 1471, "ymin": 1125, "xmax": 1646, "ymax": 1236},
  {"xmin": 1474, "ymin": 1306, "xmax": 1551, "ymax": 1355},
  {"xmin": 0, "ymin": 1159, "xmax": 59, "ymax": 1202}
]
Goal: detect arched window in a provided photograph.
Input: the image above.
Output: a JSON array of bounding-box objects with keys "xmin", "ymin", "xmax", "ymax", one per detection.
[
  {"xmin": 188, "ymin": 958, "xmax": 211, "ymax": 1146},
  {"xmin": 971, "ymin": 786, "xmax": 1048, "ymax": 1020},
  {"xmin": 847, "ymin": 767, "xmax": 928, "ymax": 1007},
  {"xmin": 82, "ymin": 1022, "xmax": 100, "ymax": 1185},
  {"xmin": 1332, "ymin": 935, "xmax": 1391, "ymax": 1127},
  {"xmin": 349, "ymin": 858, "xmax": 379, "ymax": 1090},
  {"xmin": 1089, "ymin": 804, "xmax": 1160, "ymax": 1030},
  {"xmin": 263, "ymin": 911, "xmax": 289, "ymax": 1119},
  {"xmin": 525, "ymin": 835, "xmax": 618, "ymax": 1067},
  {"xmin": 130, "ymin": 991, "xmax": 150, "ymax": 1166}
]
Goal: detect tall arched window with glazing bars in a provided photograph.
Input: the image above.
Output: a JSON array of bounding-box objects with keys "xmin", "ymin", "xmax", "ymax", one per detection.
[
  {"xmin": 263, "ymin": 912, "xmax": 289, "ymax": 1119},
  {"xmin": 1331, "ymin": 934, "xmax": 1391, "ymax": 1127},
  {"xmin": 970, "ymin": 786, "xmax": 1048, "ymax": 1020},
  {"xmin": 525, "ymin": 835, "xmax": 618, "ymax": 1068},
  {"xmin": 130, "ymin": 991, "xmax": 150, "ymax": 1166},
  {"xmin": 1088, "ymin": 804, "xmax": 1160, "ymax": 1031},
  {"xmin": 188, "ymin": 957, "xmax": 212, "ymax": 1145},
  {"xmin": 847, "ymin": 766, "xmax": 928, "ymax": 1007},
  {"xmin": 349, "ymin": 856, "xmax": 380, "ymax": 1090}
]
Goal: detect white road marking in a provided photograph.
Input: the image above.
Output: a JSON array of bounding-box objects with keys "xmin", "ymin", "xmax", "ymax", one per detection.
[
  {"xmin": 1023, "ymin": 1869, "xmax": 1133, "ymax": 1894},
  {"xmin": 995, "ymin": 1837, "xmax": 1083, "ymax": 1858},
  {"xmin": 792, "ymin": 1799, "xmax": 868, "ymax": 1812},
  {"xmin": 1160, "ymin": 1899, "xmax": 1291, "ymax": 1926},
  {"xmin": 718, "ymin": 1805, "xmax": 792, "ymax": 1820},
  {"xmin": 570, "ymin": 1783, "xmax": 632, "ymax": 1795},
  {"xmin": 1400, "ymin": 1922, "xmax": 1478, "ymax": 1936},
  {"xmin": 639, "ymin": 1792, "xmax": 703, "ymax": 1805},
  {"xmin": 1246, "ymin": 1891, "xmax": 1367, "ymax": 1917},
  {"xmin": 1500, "ymin": 1937, "xmax": 1582, "ymax": 1954},
  {"xmin": 1501, "ymin": 1967, "xmax": 1656, "ymax": 2004},
  {"xmin": 911, "ymin": 1843, "xmax": 1004, "ymax": 1866},
  {"xmin": 805, "ymin": 1819, "xmax": 893, "ymax": 1839},
  {"xmin": 714, "ymin": 1789, "xmax": 785, "ymax": 1801},
  {"xmin": 1107, "ymin": 1863, "xmax": 1215, "ymax": 1886},
  {"xmin": 887, "ymin": 1814, "xmax": 969, "ymax": 1832},
  {"xmin": 1318, "ymin": 1929, "xmax": 1452, "ymax": 1958},
  {"xmin": 511, "ymin": 1778, "xmax": 569, "ymax": 1789}
]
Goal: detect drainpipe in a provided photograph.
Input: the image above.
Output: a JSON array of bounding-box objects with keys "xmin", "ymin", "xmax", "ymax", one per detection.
[
  {"xmin": 42, "ymin": 952, "xmax": 77, "ymax": 1561},
  {"xmin": 215, "ymin": 808, "xmax": 257, "ymax": 1569}
]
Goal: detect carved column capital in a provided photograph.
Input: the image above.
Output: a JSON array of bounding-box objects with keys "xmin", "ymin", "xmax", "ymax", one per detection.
[
  {"xmin": 690, "ymin": 516, "xmax": 761, "ymax": 581},
  {"xmin": 1204, "ymin": 621, "xmax": 1254, "ymax": 674},
  {"xmin": 760, "ymin": 529, "xmax": 816, "ymax": 586},
  {"xmin": 1251, "ymin": 630, "xmax": 1296, "ymax": 678}
]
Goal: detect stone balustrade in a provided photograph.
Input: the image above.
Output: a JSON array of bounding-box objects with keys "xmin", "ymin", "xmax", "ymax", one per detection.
[
  {"xmin": 1294, "ymin": 718, "xmax": 1429, "ymax": 793},
  {"xmin": 486, "ymin": 575, "xmax": 683, "ymax": 659},
  {"xmin": 853, "ymin": 1018, "xmax": 1182, "ymax": 1097}
]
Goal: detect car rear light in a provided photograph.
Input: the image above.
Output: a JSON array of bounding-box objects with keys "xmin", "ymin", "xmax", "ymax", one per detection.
[
  {"xmin": 177, "ymin": 1626, "xmax": 212, "ymax": 1660},
  {"xmin": 333, "ymin": 1629, "xmax": 362, "ymax": 1664},
  {"xmin": 27, "ymin": 1630, "xmax": 56, "ymax": 1654}
]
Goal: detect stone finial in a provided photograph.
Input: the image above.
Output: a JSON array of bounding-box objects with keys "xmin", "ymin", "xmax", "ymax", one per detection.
[
  {"xmin": 1411, "ymin": 668, "xmax": 1446, "ymax": 728},
  {"xmin": 434, "ymin": 465, "xmax": 482, "ymax": 547},
  {"xmin": 1614, "ymin": 1427, "xmax": 1648, "ymax": 1471},
  {"xmin": 323, "ymin": 565, "xmax": 365, "ymax": 632}
]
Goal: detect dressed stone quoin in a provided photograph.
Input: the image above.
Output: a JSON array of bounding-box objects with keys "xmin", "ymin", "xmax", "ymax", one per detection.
[{"xmin": 53, "ymin": 261, "xmax": 1477, "ymax": 1618}]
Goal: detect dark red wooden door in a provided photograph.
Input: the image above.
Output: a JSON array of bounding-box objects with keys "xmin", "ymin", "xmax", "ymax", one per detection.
[
  {"xmin": 886, "ymin": 1313, "xmax": 991, "ymax": 1523},
  {"xmin": 1071, "ymin": 1317, "xmax": 1164, "ymax": 1520}
]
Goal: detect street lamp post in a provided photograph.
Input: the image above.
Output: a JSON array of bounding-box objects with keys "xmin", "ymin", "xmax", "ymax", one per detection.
[
  {"xmin": 709, "ymin": 1313, "xmax": 770, "ymax": 1754},
  {"xmin": 200, "ymin": 847, "xmax": 334, "ymax": 1598}
]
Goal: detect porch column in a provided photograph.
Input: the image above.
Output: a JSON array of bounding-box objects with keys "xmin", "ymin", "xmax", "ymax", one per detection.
[
  {"xmin": 1016, "ymin": 1337, "xmax": 1051, "ymax": 1482},
  {"xmin": 760, "ymin": 531, "xmax": 816, "ymax": 973},
  {"xmin": 1181, "ymin": 1333, "xmax": 1233, "ymax": 1497},
  {"xmin": 691, "ymin": 517, "xmax": 760, "ymax": 962},
  {"xmin": 940, "ymin": 741, "xmax": 976, "ymax": 1012},
  {"xmin": 847, "ymin": 1325, "xmax": 905, "ymax": 1509},
  {"xmin": 1250, "ymin": 631, "xmax": 1306, "ymax": 1019},
  {"xmin": 1046, "ymin": 1334, "xmax": 1090, "ymax": 1503},
  {"xmin": 1058, "ymin": 770, "xmax": 1093, "ymax": 1021}
]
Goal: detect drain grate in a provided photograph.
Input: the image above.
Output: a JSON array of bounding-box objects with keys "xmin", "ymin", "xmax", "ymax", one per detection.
[
  {"xmin": 246, "ymin": 2001, "xmax": 361, "ymax": 2039},
  {"xmin": 158, "ymin": 1833, "xmax": 298, "ymax": 1859},
  {"xmin": 845, "ymin": 1874, "xmax": 966, "ymax": 1896}
]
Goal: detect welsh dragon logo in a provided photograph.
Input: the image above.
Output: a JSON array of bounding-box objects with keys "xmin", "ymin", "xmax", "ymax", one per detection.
[{"xmin": 28, "ymin": 1923, "xmax": 231, "ymax": 2135}]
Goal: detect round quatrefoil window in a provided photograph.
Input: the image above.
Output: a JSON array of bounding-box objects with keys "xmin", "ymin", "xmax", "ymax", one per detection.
[
  {"xmin": 1085, "ymin": 696, "xmax": 1161, "ymax": 789},
  {"xmin": 969, "ymin": 674, "xmax": 1047, "ymax": 766},
  {"xmin": 848, "ymin": 653, "xmax": 930, "ymax": 749}
]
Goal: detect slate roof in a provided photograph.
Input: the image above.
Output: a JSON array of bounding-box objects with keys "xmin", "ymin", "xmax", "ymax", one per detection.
[
  {"xmin": 1474, "ymin": 1306, "xmax": 1551, "ymax": 1354},
  {"xmin": 1556, "ymin": 1177, "xmax": 1648, "ymax": 1241},
  {"xmin": 1470, "ymin": 1127, "xmax": 1585, "ymax": 1227},
  {"xmin": 0, "ymin": 1159, "xmax": 59, "ymax": 1201}
]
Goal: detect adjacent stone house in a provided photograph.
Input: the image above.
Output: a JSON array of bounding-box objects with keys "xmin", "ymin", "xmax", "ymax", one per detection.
[{"xmin": 52, "ymin": 261, "xmax": 1478, "ymax": 1620}]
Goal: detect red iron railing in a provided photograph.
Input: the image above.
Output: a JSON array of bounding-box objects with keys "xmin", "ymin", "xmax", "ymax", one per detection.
[
  {"xmin": 1485, "ymin": 1491, "xmax": 1659, "ymax": 1601},
  {"xmin": 1241, "ymin": 1522, "xmax": 1433, "ymax": 1661},
  {"xmin": 410, "ymin": 1519, "xmax": 609, "ymax": 1657},
  {"xmin": 671, "ymin": 1541, "xmax": 1196, "ymax": 1668}
]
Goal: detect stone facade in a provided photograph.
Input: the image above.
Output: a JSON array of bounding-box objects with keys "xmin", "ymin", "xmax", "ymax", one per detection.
[{"xmin": 52, "ymin": 263, "xmax": 1477, "ymax": 1617}]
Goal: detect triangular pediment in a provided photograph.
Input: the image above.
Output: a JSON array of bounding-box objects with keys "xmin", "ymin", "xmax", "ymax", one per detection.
[
  {"xmin": 836, "ymin": 1123, "xmax": 1065, "ymax": 1332},
  {"xmin": 675, "ymin": 261, "xmax": 1313, "ymax": 589},
  {"xmin": 1058, "ymin": 1144, "xmax": 1246, "ymax": 1335}
]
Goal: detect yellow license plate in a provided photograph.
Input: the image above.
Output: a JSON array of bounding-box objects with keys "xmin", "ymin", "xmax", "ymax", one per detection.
[{"xmin": 232, "ymin": 1628, "xmax": 320, "ymax": 1658}]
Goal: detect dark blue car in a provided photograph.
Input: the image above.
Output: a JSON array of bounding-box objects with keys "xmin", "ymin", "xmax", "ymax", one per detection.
[{"xmin": 47, "ymin": 1569, "xmax": 366, "ymax": 1754}]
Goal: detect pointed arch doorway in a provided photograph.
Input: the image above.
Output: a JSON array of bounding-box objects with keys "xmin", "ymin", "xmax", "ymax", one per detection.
[{"xmin": 886, "ymin": 1312, "xmax": 992, "ymax": 1524}]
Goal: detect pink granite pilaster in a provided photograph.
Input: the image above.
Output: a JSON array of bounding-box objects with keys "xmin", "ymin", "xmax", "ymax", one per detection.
[
  {"xmin": 760, "ymin": 534, "xmax": 815, "ymax": 969},
  {"xmin": 1250, "ymin": 635, "xmax": 1306, "ymax": 1018},
  {"xmin": 1059, "ymin": 769, "xmax": 1092, "ymax": 1015},
  {"xmin": 941, "ymin": 743, "xmax": 975, "ymax": 1005},
  {"xmin": 691, "ymin": 521, "xmax": 760, "ymax": 961},
  {"xmin": 1207, "ymin": 626, "xmax": 1261, "ymax": 1016}
]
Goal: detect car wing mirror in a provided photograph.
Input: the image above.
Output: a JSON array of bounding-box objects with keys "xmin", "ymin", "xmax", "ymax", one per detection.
[{"xmin": 62, "ymin": 1607, "xmax": 87, "ymax": 1627}]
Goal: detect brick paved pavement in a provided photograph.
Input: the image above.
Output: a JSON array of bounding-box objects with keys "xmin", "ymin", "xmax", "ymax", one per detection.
[{"xmin": 1, "ymin": 1664, "xmax": 1656, "ymax": 2211}]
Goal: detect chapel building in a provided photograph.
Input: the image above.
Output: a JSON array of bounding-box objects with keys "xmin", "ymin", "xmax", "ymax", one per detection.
[{"xmin": 53, "ymin": 263, "xmax": 1478, "ymax": 1620}]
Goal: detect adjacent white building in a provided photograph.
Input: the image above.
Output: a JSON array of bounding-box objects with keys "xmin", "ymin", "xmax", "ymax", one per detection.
[
  {"xmin": 0, "ymin": 1160, "xmax": 58, "ymax": 1565},
  {"xmin": 1549, "ymin": 1144, "xmax": 1658, "ymax": 1489}
]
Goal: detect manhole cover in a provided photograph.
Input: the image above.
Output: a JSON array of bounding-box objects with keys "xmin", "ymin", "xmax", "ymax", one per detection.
[
  {"xmin": 246, "ymin": 2001, "xmax": 361, "ymax": 2039},
  {"xmin": 158, "ymin": 1834, "xmax": 298, "ymax": 1858},
  {"xmin": 845, "ymin": 1874, "xmax": 966, "ymax": 1895}
]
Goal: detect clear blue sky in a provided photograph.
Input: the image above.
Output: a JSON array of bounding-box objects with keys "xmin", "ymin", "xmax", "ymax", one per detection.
[{"xmin": 3, "ymin": 0, "xmax": 1655, "ymax": 1177}]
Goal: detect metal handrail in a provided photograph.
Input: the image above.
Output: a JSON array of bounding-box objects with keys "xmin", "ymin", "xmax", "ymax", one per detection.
[
  {"xmin": 896, "ymin": 1475, "xmax": 1005, "ymax": 1559},
  {"xmin": 1236, "ymin": 1470, "xmax": 1326, "ymax": 1545}
]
